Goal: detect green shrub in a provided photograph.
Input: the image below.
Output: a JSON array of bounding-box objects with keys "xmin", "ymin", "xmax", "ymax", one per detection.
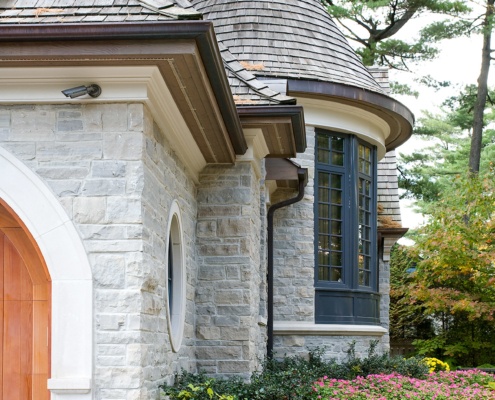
[{"xmin": 160, "ymin": 341, "xmax": 429, "ymax": 399}]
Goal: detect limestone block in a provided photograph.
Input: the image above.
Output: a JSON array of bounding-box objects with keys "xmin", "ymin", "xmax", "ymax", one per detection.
[
  {"xmin": 196, "ymin": 220, "xmax": 217, "ymax": 237},
  {"xmin": 212, "ymin": 315, "xmax": 240, "ymax": 327},
  {"xmin": 46, "ymin": 179, "xmax": 82, "ymax": 197},
  {"xmin": 128, "ymin": 104, "xmax": 144, "ymax": 132},
  {"xmin": 217, "ymin": 218, "xmax": 250, "ymax": 237},
  {"xmin": 218, "ymin": 360, "xmax": 251, "ymax": 374},
  {"xmin": 220, "ymin": 327, "xmax": 250, "ymax": 341},
  {"xmin": 91, "ymin": 253, "xmax": 126, "ymax": 288},
  {"xmin": 79, "ymin": 225, "xmax": 128, "ymax": 240},
  {"xmin": 0, "ymin": 112, "xmax": 10, "ymax": 140},
  {"xmin": 214, "ymin": 290, "xmax": 243, "ymax": 305},
  {"xmin": 195, "ymin": 346, "xmax": 242, "ymax": 360},
  {"xmin": 198, "ymin": 205, "xmax": 241, "ymax": 218},
  {"xmin": 96, "ymin": 355, "xmax": 126, "ymax": 367},
  {"xmin": 74, "ymin": 197, "xmax": 106, "ymax": 223},
  {"xmin": 0, "ymin": 142, "xmax": 35, "ymax": 160},
  {"xmin": 95, "ymin": 366, "xmax": 142, "ymax": 389},
  {"xmin": 82, "ymin": 178, "xmax": 126, "ymax": 196},
  {"xmin": 92, "ymin": 160, "xmax": 127, "ymax": 178},
  {"xmin": 197, "ymin": 266, "xmax": 225, "ymax": 281},
  {"xmin": 97, "ymin": 314, "xmax": 126, "ymax": 331},
  {"xmin": 101, "ymin": 104, "xmax": 129, "ymax": 132},
  {"xmin": 83, "ymin": 105, "xmax": 103, "ymax": 132},
  {"xmin": 96, "ymin": 290, "xmax": 142, "ymax": 313},
  {"xmin": 11, "ymin": 108, "xmax": 55, "ymax": 140},
  {"xmin": 103, "ymin": 132, "xmax": 143, "ymax": 160},
  {"xmin": 97, "ymin": 344, "xmax": 126, "ymax": 356},
  {"xmin": 199, "ymin": 244, "xmax": 239, "ymax": 256},
  {"xmin": 36, "ymin": 141, "xmax": 102, "ymax": 161},
  {"xmin": 106, "ymin": 197, "xmax": 142, "ymax": 224},
  {"xmin": 37, "ymin": 166, "xmax": 89, "ymax": 180},
  {"xmin": 196, "ymin": 326, "xmax": 221, "ymax": 340},
  {"xmin": 57, "ymin": 119, "xmax": 83, "ymax": 132}
]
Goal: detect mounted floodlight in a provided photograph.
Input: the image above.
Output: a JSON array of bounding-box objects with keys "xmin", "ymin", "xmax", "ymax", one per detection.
[{"xmin": 62, "ymin": 84, "xmax": 102, "ymax": 99}]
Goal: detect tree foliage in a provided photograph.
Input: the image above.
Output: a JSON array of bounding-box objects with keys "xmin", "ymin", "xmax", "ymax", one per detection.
[
  {"xmin": 322, "ymin": 0, "xmax": 472, "ymax": 69},
  {"xmin": 393, "ymin": 171, "xmax": 495, "ymax": 366},
  {"xmin": 398, "ymin": 85, "xmax": 495, "ymax": 207}
]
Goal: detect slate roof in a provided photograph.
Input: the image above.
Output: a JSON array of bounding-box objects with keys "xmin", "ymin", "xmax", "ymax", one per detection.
[
  {"xmin": 221, "ymin": 45, "xmax": 296, "ymax": 106},
  {"xmin": 370, "ymin": 68, "xmax": 402, "ymax": 227},
  {"xmin": 0, "ymin": 0, "xmax": 200, "ymax": 23},
  {"xmin": 191, "ymin": 0, "xmax": 385, "ymax": 94},
  {"xmin": 0, "ymin": 0, "xmax": 293, "ymax": 106}
]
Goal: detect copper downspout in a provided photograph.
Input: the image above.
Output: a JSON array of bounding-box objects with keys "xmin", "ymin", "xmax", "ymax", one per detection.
[{"xmin": 266, "ymin": 168, "xmax": 307, "ymax": 358}]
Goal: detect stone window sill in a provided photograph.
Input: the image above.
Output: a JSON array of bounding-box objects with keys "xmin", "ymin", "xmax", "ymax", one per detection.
[{"xmin": 274, "ymin": 321, "xmax": 387, "ymax": 336}]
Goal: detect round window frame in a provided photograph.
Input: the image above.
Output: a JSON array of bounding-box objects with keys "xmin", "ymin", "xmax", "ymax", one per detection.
[{"xmin": 165, "ymin": 200, "xmax": 186, "ymax": 352}]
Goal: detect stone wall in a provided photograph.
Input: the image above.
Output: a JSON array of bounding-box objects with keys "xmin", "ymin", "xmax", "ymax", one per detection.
[
  {"xmin": 140, "ymin": 108, "xmax": 199, "ymax": 395},
  {"xmin": 0, "ymin": 103, "xmax": 198, "ymax": 399},
  {"xmin": 195, "ymin": 162, "xmax": 265, "ymax": 378},
  {"xmin": 272, "ymin": 127, "xmax": 315, "ymax": 322}
]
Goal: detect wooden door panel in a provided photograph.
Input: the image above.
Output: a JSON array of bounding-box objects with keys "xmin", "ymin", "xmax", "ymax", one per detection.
[
  {"xmin": 0, "ymin": 227, "xmax": 50, "ymax": 400},
  {"xmin": 3, "ymin": 299, "xmax": 21, "ymax": 400},
  {"xmin": 21, "ymin": 300, "xmax": 33, "ymax": 400},
  {"xmin": 3, "ymin": 237, "xmax": 21, "ymax": 302}
]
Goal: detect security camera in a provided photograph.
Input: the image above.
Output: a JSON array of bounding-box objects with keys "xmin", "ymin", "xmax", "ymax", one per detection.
[{"xmin": 62, "ymin": 84, "xmax": 102, "ymax": 99}]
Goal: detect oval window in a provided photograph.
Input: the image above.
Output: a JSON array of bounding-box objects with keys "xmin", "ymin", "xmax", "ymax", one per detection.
[{"xmin": 165, "ymin": 200, "xmax": 186, "ymax": 352}]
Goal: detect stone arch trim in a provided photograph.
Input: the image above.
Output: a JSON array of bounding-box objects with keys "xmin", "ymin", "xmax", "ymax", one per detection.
[{"xmin": 0, "ymin": 146, "xmax": 93, "ymax": 398}]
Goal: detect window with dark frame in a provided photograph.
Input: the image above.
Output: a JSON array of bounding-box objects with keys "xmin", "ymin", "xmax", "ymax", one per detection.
[{"xmin": 314, "ymin": 129, "xmax": 380, "ymax": 325}]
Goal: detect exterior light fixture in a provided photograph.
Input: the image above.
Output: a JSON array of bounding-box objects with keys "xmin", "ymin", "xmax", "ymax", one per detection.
[{"xmin": 62, "ymin": 84, "xmax": 102, "ymax": 98}]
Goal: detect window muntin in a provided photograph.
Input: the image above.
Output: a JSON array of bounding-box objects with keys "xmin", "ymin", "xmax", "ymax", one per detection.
[{"xmin": 315, "ymin": 130, "xmax": 377, "ymax": 291}]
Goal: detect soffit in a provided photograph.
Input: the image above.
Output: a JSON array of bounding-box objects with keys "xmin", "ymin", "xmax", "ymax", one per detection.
[{"xmin": 0, "ymin": 24, "xmax": 240, "ymax": 164}]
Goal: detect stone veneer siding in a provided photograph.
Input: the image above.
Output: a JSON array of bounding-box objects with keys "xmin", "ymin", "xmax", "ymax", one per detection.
[
  {"xmin": 0, "ymin": 103, "xmax": 198, "ymax": 399},
  {"xmin": 272, "ymin": 126, "xmax": 391, "ymax": 360},
  {"xmin": 195, "ymin": 162, "xmax": 266, "ymax": 378}
]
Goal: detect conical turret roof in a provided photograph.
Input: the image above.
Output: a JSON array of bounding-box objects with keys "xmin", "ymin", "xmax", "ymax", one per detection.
[{"xmin": 191, "ymin": 0, "xmax": 385, "ymax": 94}]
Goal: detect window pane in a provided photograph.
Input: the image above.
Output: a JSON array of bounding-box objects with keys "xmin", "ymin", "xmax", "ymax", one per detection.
[
  {"xmin": 318, "ymin": 149, "xmax": 330, "ymax": 164},
  {"xmin": 332, "ymin": 136, "xmax": 344, "ymax": 151},
  {"xmin": 332, "ymin": 152, "xmax": 344, "ymax": 166},
  {"xmin": 331, "ymin": 268, "xmax": 342, "ymax": 282},
  {"xmin": 332, "ymin": 174, "xmax": 342, "ymax": 189},
  {"xmin": 318, "ymin": 250, "xmax": 330, "ymax": 266},
  {"xmin": 319, "ymin": 219, "xmax": 329, "ymax": 233},
  {"xmin": 331, "ymin": 190, "xmax": 342, "ymax": 204},
  {"xmin": 331, "ymin": 221, "xmax": 341, "ymax": 235},
  {"xmin": 319, "ymin": 266, "xmax": 330, "ymax": 281},
  {"xmin": 331, "ymin": 205, "xmax": 342, "ymax": 220},
  {"xmin": 319, "ymin": 187, "xmax": 329, "ymax": 203},
  {"xmin": 331, "ymin": 252, "xmax": 342, "ymax": 266},
  {"xmin": 319, "ymin": 203, "xmax": 330, "ymax": 219},
  {"xmin": 319, "ymin": 171, "xmax": 330, "ymax": 187},
  {"xmin": 318, "ymin": 135, "xmax": 329, "ymax": 150},
  {"xmin": 319, "ymin": 235, "xmax": 330, "ymax": 250},
  {"xmin": 331, "ymin": 236, "xmax": 342, "ymax": 251}
]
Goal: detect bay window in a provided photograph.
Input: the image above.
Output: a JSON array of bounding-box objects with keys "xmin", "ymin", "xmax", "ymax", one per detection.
[{"xmin": 314, "ymin": 129, "xmax": 379, "ymax": 325}]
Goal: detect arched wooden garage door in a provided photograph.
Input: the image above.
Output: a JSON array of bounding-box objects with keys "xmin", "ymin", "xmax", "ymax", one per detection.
[{"xmin": 0, "ymin": 201, "xmax": 50, "ymax": 400}]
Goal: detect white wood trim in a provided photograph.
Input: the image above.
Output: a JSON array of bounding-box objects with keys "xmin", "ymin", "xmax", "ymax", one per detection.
[
  {"xmin": 274, "ymin": 321, "xmax": 387, "ymax": 336},
  {"xmin": 297, "ymin": 97, "xmax": 390, "ymax": 160}
]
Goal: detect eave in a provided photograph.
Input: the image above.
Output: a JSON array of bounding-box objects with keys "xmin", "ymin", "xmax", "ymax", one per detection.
[
  {"xmin": 0, "ymin": 22, "xmax": 247, "ymax": 163},
  {"xmin": 287, "ymin": 79, "xmax": 414, "ymax": 152},
  {"xmin": 237, "ymin": 105, "xmax": 306, "ymax": 158}
]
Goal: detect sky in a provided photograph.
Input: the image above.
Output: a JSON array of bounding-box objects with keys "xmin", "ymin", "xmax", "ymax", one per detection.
[{"xmin": 386, "ymin": 6, "xmax": 493, "ymax": 230}]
